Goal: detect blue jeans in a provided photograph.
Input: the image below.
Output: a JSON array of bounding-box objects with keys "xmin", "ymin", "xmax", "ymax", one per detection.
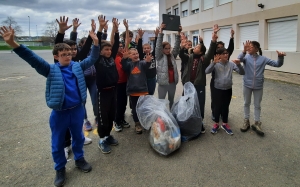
[
  {"xmin": 83, "ymin": 76, "xmax": 97, "ymax": 119},
  {"xmin": 147, "ymin": 77, "xmax": 157, "ymax": 95}
]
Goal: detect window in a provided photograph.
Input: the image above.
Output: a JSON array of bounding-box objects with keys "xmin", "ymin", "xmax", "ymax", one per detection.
[
  {"xmin": 268, "ymin": 16, "xmax": 297, "ymax": 51},
  {"xmin": 191, "ymin": 0, "xmax": 200, "ymax": 14},
  {"xmin": 203, "ymin": 0, "xmax": 213, "ymax": 10},
  {"xmin": 191, "ymin": 30, "xmax": 199, "ymax": 46},
  {"xmin": 218, "ymin": 26, "xmax": 232, "ymax": 48},
  {"xmin": 166, "ymin": 8, "xmax": 171, "ymax": 15},
  {"xmin": 167, "ymin": 34, "xmax": 171, "ymax": 43},
  {"xmin": 173, "ymin": 5, "xmax": 179, "ymax": 15},
  {"xmin": 191, "ymin": 9, "xmax": 199, "ymax": 14},
  {"xmin": 181, "ymin": 1, "xmax": 188, "ymax": 17},
  {"xmin": 219, "ymin": 0, "xmax": 232, "ymax": 5},
  {"xmin": 203, "ymin": 29, "xmax": 213, "ymax": 47},
  {"xmin": 239, "ymin": 22, "xmax": 259, "ymax": 49}
]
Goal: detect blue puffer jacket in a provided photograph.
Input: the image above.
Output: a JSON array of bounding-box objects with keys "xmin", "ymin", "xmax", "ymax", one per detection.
[{"xmin": 13, "ymin": 44, "xmax": 100, "ymax": 110}]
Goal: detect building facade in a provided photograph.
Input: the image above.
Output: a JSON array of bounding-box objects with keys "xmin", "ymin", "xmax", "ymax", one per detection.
[{"xmin": 159, "ymin": 0, "xmax": 300, "ymax": 74}]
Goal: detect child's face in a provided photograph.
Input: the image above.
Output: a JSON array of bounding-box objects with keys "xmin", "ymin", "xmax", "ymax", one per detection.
[
  {"xmin": 130, "ymin": 50, "xmax": 139, "ymax": 62},
  {"xmin": 118, "ymin": 44, "xmax": 124, "ymax": 53},
  {"xmin": 101, "ymin": 46, "xmax": 112, "ymax": 58},
  {"xmin": 143, "ymin": 45, "xmax": 151, "ymax": 54},
  {"xmin": 248, "ymin": 44, "xmax": 258, "ymax": 55},
  {"xmin": 219, "ymin": 50, "xmax": 229, "ymax": 61},
  {"xmin": 193, "ymin": 44, "xmax": 202, "ymax": 55},
  {"xmin": 69, "ymin": 45, "xmax": 77, "ymax": 58},
  {"xmin": 54, "ymin": 49, "xmax": 72, "ymax": 66},
  {"xmin": 185, "ymin": 41, "xmax": 192, "ymax": 49},
  {"xmin": 163, "ymin": 44, "xmax": 171, "ymax": 55}
]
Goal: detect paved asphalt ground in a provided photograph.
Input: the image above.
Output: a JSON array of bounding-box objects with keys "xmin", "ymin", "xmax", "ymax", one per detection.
[{"xmin": 0, "ymin": 50, "xmax": 300, "ymax": 187}]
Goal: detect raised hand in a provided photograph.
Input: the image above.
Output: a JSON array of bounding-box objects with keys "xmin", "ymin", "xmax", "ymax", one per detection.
[
  {"xmin": 122, "ymin": 49, "xmax": 129, "ymax": 59},
  {"xmin": 154, "ymin": 27, "xmax": 160, "ymax": 36},
  {"xmin": 232, "ymin": 59, "xmax": 241, "ymax": 65},
  {"xmin": 178, "ymin": 25, "xmax": 182, "ymax": 34},
  {"xmin": 89, "ymin": 30, "xmax": 99, "ymax": 46},
  {"xmin": 198, "ymin": 36, "xmax": 203, "ymax": 43},
  {"xmin": 56, "ymin": 16, "xmax": 72, "ymax": 33},
  {"xmin": 212, "ymin": 31, "xmax": 218, "ymax": 42},
  {"xmin": 135, "ymin": 34, "xmax": 139, "ymax": 43},
  {"xmin": 112, "ymin": 17, "xmax": 119, "ymax": 31},
  {"xmin": 0, "ymin": 26, "xmax": 14, "ymax": 43},
  {"xmin": 230, "ymin": 28, "xmax": 235, "ymax": 38},
  {"xmin": 213, "ymin": 24, "xmax": 220, "ymax": 34},
  {"xmin": 160, "ymin": 23, "xmax": 166, "ymax": 33},
  {"xmin": 213, "ymin": 54, "xmax": 220, "ymax": 63},
  {"xmin": 137, "ymin": 28, "xmax": 145, "ymax": 38},
  {"xmin": 72, "ymin": 18, "xmax": 81, "ymax": 31},
  {"xmin": 123, "ymin": 19, "xmax": 129, "ymax": 29},
  {"xmin": 98, "ymin": 15, "xmax": 108, "ymax": 32},
  {"xmin": 104, "ymin": 22, "xmax": 109, "ymax": 31},
  {"xmin": 145, "ymin": 53, "xmax": 153, "ymax": 62},
  {"xmin": 91, "ymin": 19, "xmax": 96, "ymax": 33},
  {"xmin": 276, "ymin": 50, "xmax": 286, "ymax": 57},
  {"xmin": 243, "ymin": 40, "xmax": 251, "ymax": 53}
]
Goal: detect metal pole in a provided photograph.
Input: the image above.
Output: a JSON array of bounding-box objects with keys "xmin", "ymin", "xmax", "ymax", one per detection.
[{"xmin": 28, "ymin": 16, "xmax": 30, "ymax": 40}]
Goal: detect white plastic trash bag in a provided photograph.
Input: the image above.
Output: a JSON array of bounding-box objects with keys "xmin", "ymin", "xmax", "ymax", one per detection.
[
  {"xmin": 171, "ymin": 82, "xmax": 203, "ymax": 142},
  {"xmin": 136, "ymin": 95, "xmax": 181, "ymax": 155}
]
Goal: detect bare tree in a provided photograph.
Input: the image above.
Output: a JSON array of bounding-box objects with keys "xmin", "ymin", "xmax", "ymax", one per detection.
[
  {"xmin": 43, "ymin": 20, "xmax": 58, "ymax": 43},
  {"xmin": 1, "ymin": 16, "xmax": 23, "ymax": 36}
]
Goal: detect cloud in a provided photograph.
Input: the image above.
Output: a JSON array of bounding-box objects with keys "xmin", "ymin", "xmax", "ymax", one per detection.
[{"xmin": 0, "ymin": 0, "xmax": 159, "ymax": 38}]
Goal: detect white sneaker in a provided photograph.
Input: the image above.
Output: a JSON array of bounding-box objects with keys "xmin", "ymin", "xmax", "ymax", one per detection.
[
  {"xmin": 84, "ymin": 137, "xmax": 92, "ymax": 145},
  {"xmin": 64, "ymin": 146, "xmax": 71, "ymax": 159}
]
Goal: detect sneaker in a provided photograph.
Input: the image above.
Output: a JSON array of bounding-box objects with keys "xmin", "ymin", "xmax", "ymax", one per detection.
[
  {"xmin": 121, "ymin": 119, "xmax": 130, "ymax": 128},
  {"xmin": 64, "ymin": 146, "xmax": 71, "ymax": 159},
  {"xmin": 240, "ymin": 119, "xmax": 250, "ymax": 132},
  {"xmin": 135, "ymin": 122, "xmax": 143, "ymax": 134},
  {"xmin": 211, "ymin": 123, "xmax": 220, "ymax": 134},
  {"xmin": 84, "ymin": 137, "xmax": 92, "ymax": 145},
  {"xmin": 54, "ymin": 167, "xmax": 66, "ymax": 187},
  {"xmin": 106, "ymin": 135, "xmax": 119, "ymax": 146},
  {"xmin": 221, "ymin": 123, "xmax": 234, "ymax": 135},
  {"xmin": 251, "ymin": 121, "xmax": 264, "ymax": 136},
  {"xmin": 84, "ymin": 121, "xmax": 93, "ymax": 131},
  {"xmin": 75, "ymin": 157, "xmax": 92, "ymax": 172},
  {"xmin": 98, "ymin": 140, "xmax": 111, "ymax": 154},
  {"xmin": 114, "ymin": 122, "xmax": 123, "ymax": 132},
  {"xmin": 201, "ymin": 123, "xmax": 206, "ymax": 134}
]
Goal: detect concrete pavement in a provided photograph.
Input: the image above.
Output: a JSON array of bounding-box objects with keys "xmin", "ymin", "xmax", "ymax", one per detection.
[{"xmin": 0, "ymin": 50, "xmax": 300, "ymax": 186}]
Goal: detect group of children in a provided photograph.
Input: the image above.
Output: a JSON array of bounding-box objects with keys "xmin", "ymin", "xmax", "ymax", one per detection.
[{"xmin": 0, "ymin": 15, "xmax": 286, "ymax": 187}]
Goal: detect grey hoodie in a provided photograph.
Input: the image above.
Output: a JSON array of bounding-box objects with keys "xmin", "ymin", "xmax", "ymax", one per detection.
[
  {"xmin": 237, "ymin": 53, "xmax": 284, "ymax": 89},
  {"xmin": 205, "ymin": 61, "xmax": 245, "ymax": 90}
]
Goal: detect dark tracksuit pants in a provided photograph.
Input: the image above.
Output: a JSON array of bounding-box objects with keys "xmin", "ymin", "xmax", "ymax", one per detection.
[
  {"xmin": 130, "ymin": 96, "xmax": 140, "ymax": 122},
  {"xmin": 147, "ymin": 77, "xmax": 156, "ymax": 95},
  {"xmin": 115, "ymin": 82, "xmax": 128, "ymax": 123},
  {"xmin": 97, "ymin": 88, "xmax": 116, "ymax": 138},
  {"xmin": 194, "ymin": 84, "xmax": 206, "ymax": 119},
  {"xmin": 50, "ymin": 105, "xmax": 85, "ymax": 170},
  {"xmin": 213, "ymin": 88, "xmax": 232, "ymax": 123}
]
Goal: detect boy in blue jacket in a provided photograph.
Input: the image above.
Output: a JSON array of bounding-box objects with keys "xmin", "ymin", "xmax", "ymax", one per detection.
[{"xmin": 0, "ymin": 26, "xmax": 99, "ymax": 187}]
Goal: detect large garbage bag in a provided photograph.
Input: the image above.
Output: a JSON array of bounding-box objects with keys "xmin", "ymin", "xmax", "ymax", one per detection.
[
  {"xmin": 171, "ymin": 82, "xmax": 203, "ymax": 142},
  {"xmin": 136, "ymin": 95, "xmax": 181, "ymax": 155}
]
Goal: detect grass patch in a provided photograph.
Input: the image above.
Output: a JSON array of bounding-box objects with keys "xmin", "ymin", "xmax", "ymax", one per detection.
[{"xmin": 0, "ymin": 45, "xmax": 53, "ymax": 50}]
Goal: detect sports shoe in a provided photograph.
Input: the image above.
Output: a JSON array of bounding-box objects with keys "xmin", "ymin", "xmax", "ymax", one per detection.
[
  {"xmin": 64, "ymin": 146, "xmax": 71, "ymax": 159},
  {"xmin": 75, "ymin": 157, "xmax": 92, "ymax": 172},
  {"xmin": 98, "ymin": 140, "xmax": 111, "ymax": 154},
  {"xmin": 84, "ymin": 120, "xmax": 93, "ymax": 131},
  {"xmin": 121, "ymin": 119, "xmax": 130, "ymax": 128},
  {"xmin": 221, "ymin": 123, "xmax": 234, "ymax": 135},
  {"xmin": 114, "ymin": 122, "xmax": 123, "ymax": 132},
  {"xmin": 240, "ymin": 119, "xmax": 250, "ymax": 132},
  {"xmin": 84, "ymin": 137, "xmax": 92, "ymax": 145},
  {"xmin": 135, "ymin": 122, "xmax": 143, "ymax": 134},
  {"xmin": 251, "ymin": 121, "xmax": 264, "ymax": 136},
  {"xmin": 106, "ymin": 135, "xmax": 118, "ymax": 146},
  {"xmin": 211, "ymin": 123, "xmax": 220, "ymax": 134},
  {"xmin": 201, "ymin": 123, "xmax": 206, "ymax": 134},
  {"xmin": 54, "ymin": 167, "xmax": 66, "ymax": 187}
]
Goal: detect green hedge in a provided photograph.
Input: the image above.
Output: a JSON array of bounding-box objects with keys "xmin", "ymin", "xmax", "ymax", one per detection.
[{"xmin": 0, "ymin": 46, "xmax": 53, "ymax": 50}]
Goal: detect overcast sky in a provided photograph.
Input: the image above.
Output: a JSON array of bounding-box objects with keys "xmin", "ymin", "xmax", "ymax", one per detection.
[{"xmin": 0, "ymin": 0, "xmax": 159, "ymax": 39}]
